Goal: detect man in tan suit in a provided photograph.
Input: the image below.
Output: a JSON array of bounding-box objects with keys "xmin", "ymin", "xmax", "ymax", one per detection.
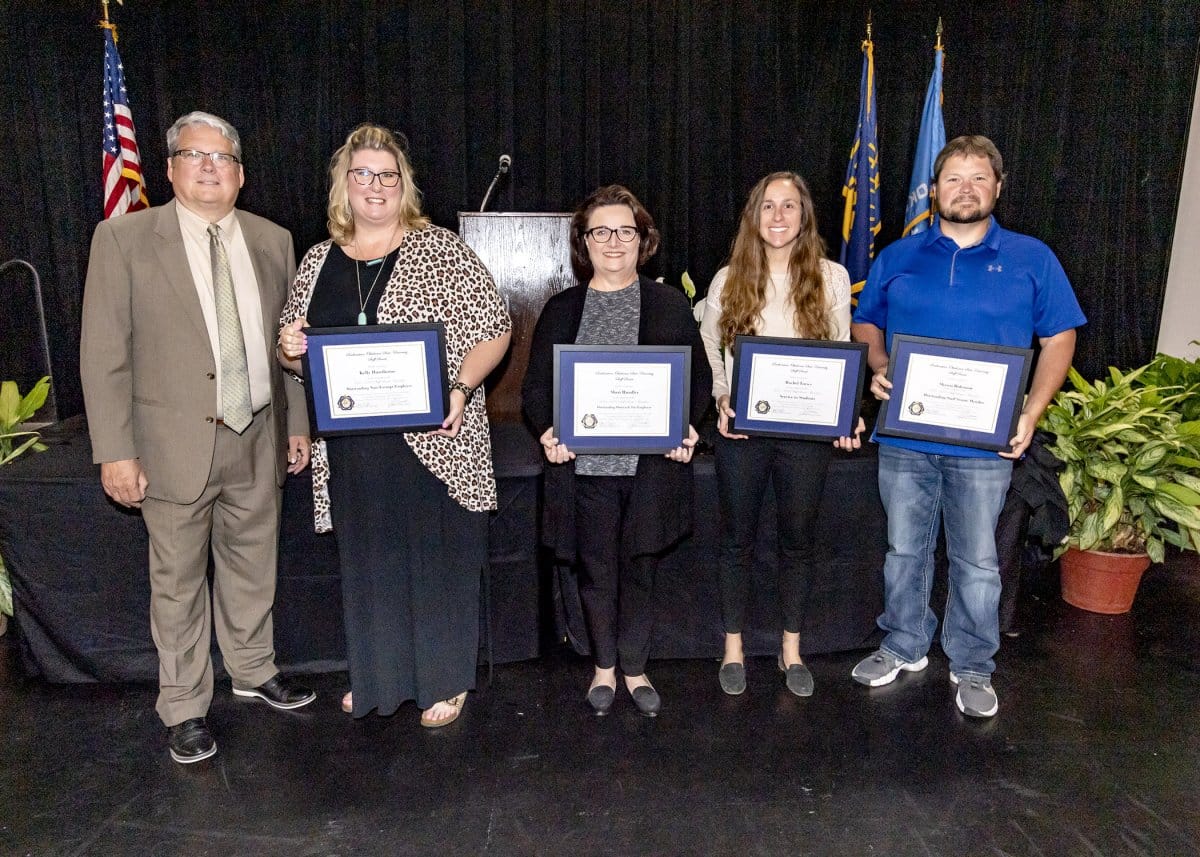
[{"xmin": 81, "ymin": 111, "xmax": 315, "ymax": 764}]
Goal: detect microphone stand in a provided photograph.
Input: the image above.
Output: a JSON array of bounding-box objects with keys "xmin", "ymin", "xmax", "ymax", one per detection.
[
  {"xmin": 0, "ymin": 259, "xmax": 57, "ymax": 423},
  {"xmin": 480, "ymin": 162, "xmax": 510, "ymax": 212}
]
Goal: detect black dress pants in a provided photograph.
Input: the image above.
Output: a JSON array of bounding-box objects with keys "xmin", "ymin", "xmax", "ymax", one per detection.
[
  {"xmin": 716, "ymin": 435, "xmax": 832, "ymax": 634},
  {"xmin": 574, "ymin": 475, "xmax": 659, "ymax": 676}
]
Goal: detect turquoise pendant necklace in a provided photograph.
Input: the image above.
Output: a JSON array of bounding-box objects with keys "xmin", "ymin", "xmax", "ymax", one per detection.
[{"xmin": 354, "ymin": 250, "xmax": 391, "ymax": 325}]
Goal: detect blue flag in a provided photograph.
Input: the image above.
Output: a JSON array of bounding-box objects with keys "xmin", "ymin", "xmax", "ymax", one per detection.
[
  {"xmin": 840, "ymin": 37, "xmax": 881, "ymax": 301},
  {"xmin": 902, "ymin": 43, "xmax": 946, "ymax": 237}
]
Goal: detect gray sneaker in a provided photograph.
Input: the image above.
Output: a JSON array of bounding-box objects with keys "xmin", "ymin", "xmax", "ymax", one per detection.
[
  {"xmin": 950, "ymin": 671, "xmax": 999, "ymax": 718},
  {"xmin": 851, "ymin": 649, "xmax": 929, "ymax": 687}
]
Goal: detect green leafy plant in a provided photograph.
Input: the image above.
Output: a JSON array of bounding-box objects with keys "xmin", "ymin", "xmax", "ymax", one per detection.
[
  {"xmin": 1040, "ymin": 362, "xmax": 1200, "ymax": 563},
  {"xmin": 0, "ymin": 376, "xmax": 51, "ymax": 617},
  {"xmin": 1138, "ymin": 347, "xmax": 1200, "ymax": 421}
]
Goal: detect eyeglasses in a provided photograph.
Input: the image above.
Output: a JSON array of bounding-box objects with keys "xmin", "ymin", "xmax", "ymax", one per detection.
[
  {"xmin": 172, "ymin": 149, "xmax": 241, "ymax": 168},
  {"xmin": 348, "ymin": 168, "xmax": 401, "ymax": 187},
  {"xmin": 584, "ymin": 226, "xmax": 639, "ymax": 243}
]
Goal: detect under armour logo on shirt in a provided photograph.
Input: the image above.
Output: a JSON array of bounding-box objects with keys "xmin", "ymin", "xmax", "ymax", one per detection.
[{"xmin": 987, "ymin": 264, "xmax": 1004, "ymax": 272}]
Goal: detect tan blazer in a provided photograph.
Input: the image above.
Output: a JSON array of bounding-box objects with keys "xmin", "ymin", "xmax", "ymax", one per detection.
[{"xmin": 81, "ymin": 199, "xmax": 307, "ymax": 504}]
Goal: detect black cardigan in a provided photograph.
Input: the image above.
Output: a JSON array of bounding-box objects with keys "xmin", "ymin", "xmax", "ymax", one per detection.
[{"xmin": 522, "ymin": 276, "xmax": 713, "ymax": 561}]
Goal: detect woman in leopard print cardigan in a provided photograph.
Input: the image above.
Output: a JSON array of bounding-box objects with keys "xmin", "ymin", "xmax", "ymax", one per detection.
[{"xmin": 278, "ymin": 124, "xmax": 511, "ymax": 727}]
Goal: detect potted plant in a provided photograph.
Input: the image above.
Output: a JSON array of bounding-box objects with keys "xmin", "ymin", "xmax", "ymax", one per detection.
[
  {"xmin": 1039, "ymin": 357, "xmax": 1200, "ymax": 613},
  {"xmin": 0, "ymin": 376, "xmax": 51, "ymax": 635}
]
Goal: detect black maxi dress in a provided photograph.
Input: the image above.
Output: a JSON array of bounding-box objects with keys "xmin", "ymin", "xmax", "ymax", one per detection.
[{"xmin": 306, "ymin": 245, "xmax": 487, "ymax": 716}]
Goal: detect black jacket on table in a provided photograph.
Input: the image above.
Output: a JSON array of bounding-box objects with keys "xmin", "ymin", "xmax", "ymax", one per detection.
[{"xmin": 522, "ymin": 276, "xmax": 713, "ymax": 562}]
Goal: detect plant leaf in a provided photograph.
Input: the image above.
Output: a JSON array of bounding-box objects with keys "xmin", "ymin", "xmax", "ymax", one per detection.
[
  {"xmin": 0, "ymin": 434, "xmax": 42, "ymax": 466},
  {"xmin": 1101, "ymin": 484, "xmax": 1125, "ymax": 532},
  {"xmin": 1159, "ymin": 481, "xmax": 1200, "ymax": 506},
  {"xmin": 1147, "ymin": 537, "xmax": 1165, "ymax": 564},
  {"xmin": 1085, "ymin": 461, "xmax": 1126, "ymax": 484},
  {"xmin": 0, "ymin": 381, "xmax": 17, "ymax": 428},
  {"xmin": 15, "ymin": 376, "xmax": 50, "ymax": 422},
  {"xmin": 1152, "ymin": 496, "xmax": 1200, "ymax": 530}
]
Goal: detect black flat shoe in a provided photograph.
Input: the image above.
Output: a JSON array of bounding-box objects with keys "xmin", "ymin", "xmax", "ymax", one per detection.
[
  {"xmin": 718, "ymin": 662, "xmax": 746, "ymax": 696},
  {"xmin": 630, "ymin": 685, "xmax": 661, "ymax": 717},
  {"xmin": 777, "ymin": 654, "xmax": 814, "ymax": 697},
  {"xmin": 232, "ymin": 674, "xmax": 317, "ymax": 710},
  {"xmin": 586, "ymin": 684, "xmax": 616, "ymax": 715},
  {"xmin": 166, "ymin": 717, "xmax": 217, "ymax": 764}
]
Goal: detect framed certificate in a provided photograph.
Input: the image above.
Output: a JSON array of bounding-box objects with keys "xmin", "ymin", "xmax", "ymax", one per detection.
[
  {"xmin": 553, "ymin": 345, "xmax": 691, "ymax": 454},
  {"xmin": 877, "ymin": 334, "xmax": 1033, "ymax": 451},
  {"xmin": 728, "ymin": 336, "xmax": 868, "ymax": 441},
  {"xmin": 300, "ymin": 323, "xmax": 449, "ymax": 437}
]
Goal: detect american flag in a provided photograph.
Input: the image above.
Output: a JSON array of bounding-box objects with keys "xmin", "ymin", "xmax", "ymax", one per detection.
[{"xmin": 102, "ymin": 27, "xmax": 148, "ymax": 219}]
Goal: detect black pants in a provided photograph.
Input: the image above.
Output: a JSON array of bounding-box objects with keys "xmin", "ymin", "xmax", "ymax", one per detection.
[
  {"xmin": 574, "ymin": 475, "xmax": 659, "ymax": 676},
  {"xmin": 715, "ymin": 435, "xmax": 832, "ymax": 634}
]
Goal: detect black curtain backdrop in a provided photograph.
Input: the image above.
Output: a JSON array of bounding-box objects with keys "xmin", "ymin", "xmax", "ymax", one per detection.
[{"xmin": 1, "ymin": 1, "xmax": 1197, "ymax": 418}]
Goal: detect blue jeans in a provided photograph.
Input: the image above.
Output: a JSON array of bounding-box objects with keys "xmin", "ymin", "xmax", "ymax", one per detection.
[{"xmin": 876, "ymin": 445, "xmax": 1013, "ymax": 677}]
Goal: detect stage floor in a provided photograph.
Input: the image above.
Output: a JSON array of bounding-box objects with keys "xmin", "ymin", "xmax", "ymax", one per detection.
[{"xmin": 2, "ymin": 552, "xmax": 1198, "ymax": 856}]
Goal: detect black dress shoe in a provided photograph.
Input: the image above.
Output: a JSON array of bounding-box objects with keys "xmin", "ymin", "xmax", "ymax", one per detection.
[
  {"xmin": 586, "ymin": 684, "xmax": 616, "ymax": 716},
  {"xmin": 166, "ymin": 717, "xmax": 217, "ymax": 764},
  {"xmin": 718, "ymin": 662, "xmax": 746, "ymax": 696},
  {"xmin": 630, "ymin": 685, "xmax": 661, "ymax": 717},
  {"xmin": 232, "ymin": 674, "xmax": 316, "ymax": 710},
  {"xmin": 778, "ymin": 655, "xmax": 814, "ymax": 697}
]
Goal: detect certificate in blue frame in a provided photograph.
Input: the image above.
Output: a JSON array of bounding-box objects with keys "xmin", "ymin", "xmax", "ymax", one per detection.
[
  {"xmin": 877, "ymin": 334, "xmax": 1033, "ymax": 451},
  {"xmin": 301, "ymin": 323, "xmax": 449, "ymax": 437},
  {"xmin": 728, "ymin": 336, "xmax": 868, "ymax": 441},
  {"xmin": 553, "ymin": 345, "xmax": 691, "ymax": 454}
]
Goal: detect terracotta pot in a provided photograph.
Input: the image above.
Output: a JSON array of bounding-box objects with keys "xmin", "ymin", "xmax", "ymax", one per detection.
[{"xmin": 1059, "ymin": 547, "xmax": 1152, "ymax": 614}]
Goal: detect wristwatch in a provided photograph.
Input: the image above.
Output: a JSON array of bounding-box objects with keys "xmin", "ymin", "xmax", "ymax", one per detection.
[{"xmin": 450, "ymin": 379, "xmax": 475, "ymax": 401}]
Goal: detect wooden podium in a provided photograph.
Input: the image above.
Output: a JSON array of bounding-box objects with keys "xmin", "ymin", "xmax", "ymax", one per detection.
[{"xmin": 458, "ymin": 213, "xmax": 574, "ymax": 425}]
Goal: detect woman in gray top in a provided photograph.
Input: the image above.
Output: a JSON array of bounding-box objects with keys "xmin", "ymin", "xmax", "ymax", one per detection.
[{"xmin": 523, "ymin": 185, "xmax": 711, "ymax": 717}]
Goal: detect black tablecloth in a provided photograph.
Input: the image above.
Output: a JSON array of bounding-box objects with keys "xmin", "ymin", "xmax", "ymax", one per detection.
[
  {"xmin": 0, "ymin": 418, "xmax": 542, "ymax": 682},
  {"xmin": 0, "ymin": 418, "xmax": 895, "ymax": 683}
]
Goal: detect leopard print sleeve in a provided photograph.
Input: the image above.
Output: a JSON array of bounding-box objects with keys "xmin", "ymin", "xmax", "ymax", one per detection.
[
  {"xmin": 280, "ymin": 241, "xmax": 335, "ymax": 533},
  {"xmin": 374, "ymin": 225, "xmax": 513, "ymax": 513}
]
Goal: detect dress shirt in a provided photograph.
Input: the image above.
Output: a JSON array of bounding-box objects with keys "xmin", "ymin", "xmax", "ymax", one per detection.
[{"xmin": 176, "ymin": 202, "xmax": 272, "ymax": 415}]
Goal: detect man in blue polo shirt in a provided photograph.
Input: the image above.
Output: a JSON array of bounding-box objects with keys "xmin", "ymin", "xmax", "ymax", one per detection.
[{"xmin": 850, "ymin": 135, "xmax": 1086, "ymax": 718}]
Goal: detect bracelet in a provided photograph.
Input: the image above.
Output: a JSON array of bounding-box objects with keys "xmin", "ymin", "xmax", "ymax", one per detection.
[{"xmin": 450, "ymin": 379, "xmax": 474, "ymax": 401}]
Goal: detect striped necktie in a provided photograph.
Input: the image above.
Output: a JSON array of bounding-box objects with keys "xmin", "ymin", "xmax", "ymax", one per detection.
[{"xmin": 207, "ymin": 223, "xmax": 253, "ymax": 433}]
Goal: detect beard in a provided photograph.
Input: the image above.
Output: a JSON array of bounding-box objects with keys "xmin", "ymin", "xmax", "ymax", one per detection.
[{"xmin": 939, "ymin": 196, "xmax": 994, "ymax": 224}]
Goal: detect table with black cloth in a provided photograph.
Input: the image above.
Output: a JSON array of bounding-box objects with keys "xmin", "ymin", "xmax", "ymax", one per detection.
[
  {"xmin": 0, "ymin": 418, "xmax": 911, "ymax": 683},
  {"xmin": 0, "ymin": 418, "xmax": 542, "ymax": 683}
]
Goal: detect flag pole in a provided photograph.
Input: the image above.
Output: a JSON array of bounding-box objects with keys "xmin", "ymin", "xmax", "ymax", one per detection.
[
  {"xmin": 99, "ymin": 0, "xmax": 121, "ymax": 43},
  {"xmin": 936, "ymin": 17, "xmax": 943, "ymax": 51}
]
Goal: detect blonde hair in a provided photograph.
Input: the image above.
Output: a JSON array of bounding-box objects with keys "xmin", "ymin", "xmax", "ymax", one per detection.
[
  {"xmin": 327, "ymin": 123, "xmax": 429, "ymax": 245},
  {"xmin": 718, "ymin": 172, "xmax": 831, "ymax": 348}
]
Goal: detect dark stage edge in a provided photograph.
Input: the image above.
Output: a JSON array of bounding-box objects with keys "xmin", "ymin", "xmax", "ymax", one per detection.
[{"xmin": 2, "ymin": 553, "xmax": 1198, "ymax": 857}]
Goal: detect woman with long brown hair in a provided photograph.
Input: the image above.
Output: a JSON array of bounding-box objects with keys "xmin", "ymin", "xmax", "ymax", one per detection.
[{"xmin": 699, "ymin": 171, "xmax": 862, "ymax": 697}]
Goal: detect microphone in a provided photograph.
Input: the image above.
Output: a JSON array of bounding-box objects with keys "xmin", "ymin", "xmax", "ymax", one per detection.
[{"xmin": 480, "ymin": 153, "xmax": 513, "ymax": 212}]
